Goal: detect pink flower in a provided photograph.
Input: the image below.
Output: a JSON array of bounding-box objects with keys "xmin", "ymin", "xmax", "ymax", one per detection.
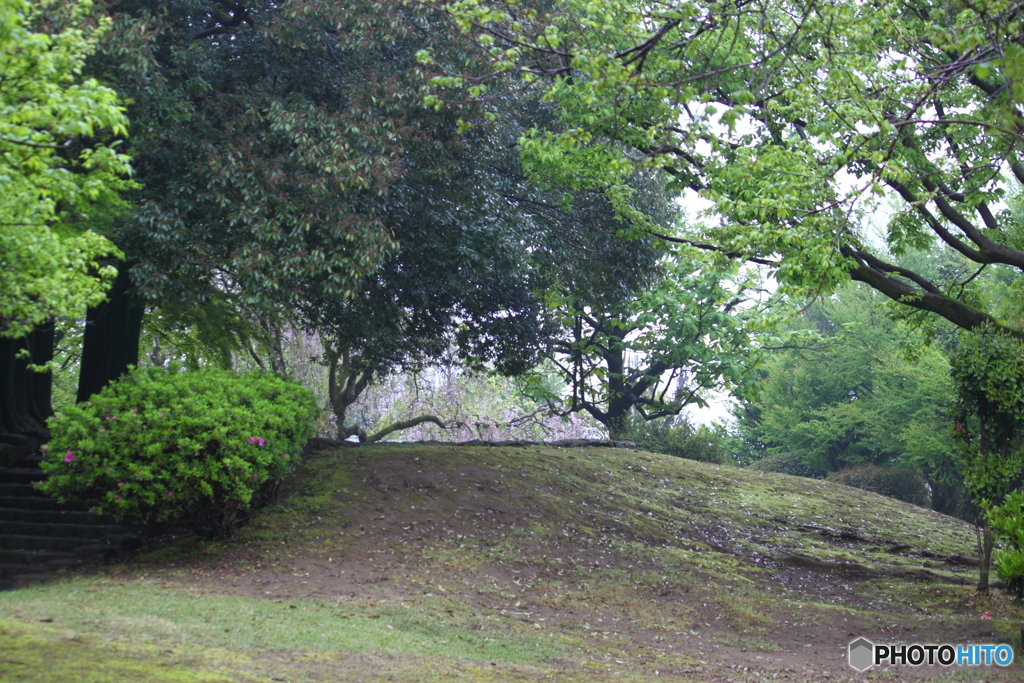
[
  {"xmin": 955, "ymin": 424, "xmax": 964, "ymax": 431},
  {"xmin": 99, "ymin": 428, "xmax": 106, "ymax": 433},
  {"xmin": 249, "ymin": 437, "xmax": 266, "ymax": 446},
  {"xmin": 167, "ymin": 490, "xmax": 174, "ymax": 497},
  {"xmin": 158, "ymin": 413, "xmax": 165, "ymax": 418},
  {"xmin": 113, "ymin": 494, "xmax": 121, "ymax": 500},
  {"xmin": 981, "ymin": 611, "xmax": 991, "ymax": 620},
  {"xmin": 40, "ymin": 444, "xmax": 48, "ymax": 452},
  {"xmin": 118, "ymin": 482, "xmax": 125, "ymax": 487},
  {"xmin": 251, "ymin": 474, "xmax": 258, "ymax": 478},
  {"xmin": 64, "ymin": 451, "xmax": 75, "ymax": 463}
]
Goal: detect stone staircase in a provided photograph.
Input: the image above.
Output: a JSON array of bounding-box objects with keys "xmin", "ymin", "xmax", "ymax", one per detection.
[{"xmin": 0, "ymin": 452, "xmax": 140, "ymax": 591}]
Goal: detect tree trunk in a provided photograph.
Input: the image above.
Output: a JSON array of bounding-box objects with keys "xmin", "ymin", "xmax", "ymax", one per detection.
[
  {"xmin": 77, "ymin": 265, "xmax": 144, "ymax": 403},
  {"xmin": 605, "ymin": 406, "xmax": 631, "ymax": 441},
  {"xmin": 978, "ymin": 518, "xmax": 993, "ymax": 593},
  {"xmin": 0, "ymin": 323, "xmax": 55, "ymax": 435},
  {"xmin": 327, "ymin": 347, "xmax": 371, "ymax": 441}
]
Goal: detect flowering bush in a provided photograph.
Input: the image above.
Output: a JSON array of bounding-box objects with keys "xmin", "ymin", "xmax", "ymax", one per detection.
[{"xmin": 38, "ymin": 366, "xmax": 318, "ymax": 537}]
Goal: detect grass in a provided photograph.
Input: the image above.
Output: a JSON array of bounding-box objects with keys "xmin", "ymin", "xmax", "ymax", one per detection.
[{"xmin": 2, "ymin": 443, "xmax": 1022, "ymax": 682}]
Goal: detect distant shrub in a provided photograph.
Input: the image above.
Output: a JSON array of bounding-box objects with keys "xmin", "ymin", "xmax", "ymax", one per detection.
[
  {"xmin": 38, "ymin": 366, "xmax": 318, "ymax": 537},
  {"xmin": 745, "ymin": 451, "xmax": 828, "ymax": 479},
  {"xmin": 627, "ymin": 416, "xmax": 729, "ymax": 465},
  {"xmin": 827, "ymin": 464, "xmax": 931, "ymax": 507}
]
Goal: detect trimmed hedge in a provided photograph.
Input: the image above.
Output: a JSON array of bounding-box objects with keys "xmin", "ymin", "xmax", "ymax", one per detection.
[
  {"xmin": 745, "ymin": 451, "xmax": 828, "ymax": 479},
  {"xmin": 38, "ymin": 366, "xmax": 318, "ymax": 537},
  {"xmin": 827, "ymin": 463, "xmax": 931, "ymax": 507}
]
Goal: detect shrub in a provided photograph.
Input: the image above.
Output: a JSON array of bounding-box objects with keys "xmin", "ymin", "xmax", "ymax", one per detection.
[
  {"xmin": 827, "ymin": 463, "xmax": 931, "ymax": 507},
  {"xmin": 627, "ymin": 416, "xmax": 729, "ymax": 465},
  {"xmin": 745, "ymin": 451, "xmax": 828, "ymax": 479},
  {"xmin": 38, "ymin": 366, "xmax": 318, "ymax": 537},
  {"xmin": 990, "ymin": 489, "xmax": 1024, "ymax": 601}
]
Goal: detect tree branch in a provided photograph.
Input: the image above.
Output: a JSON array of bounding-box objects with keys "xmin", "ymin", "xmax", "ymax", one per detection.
[{"xmin": 366, "ymin": 415, "xmax": 447, "ymax": 443}]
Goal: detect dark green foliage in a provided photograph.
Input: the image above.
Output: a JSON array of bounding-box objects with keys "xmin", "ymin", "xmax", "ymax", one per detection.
[
  {"xmin": 827, "ymin": 464, "xmax": 931, "ymax": 508},
  {"xmin": 950, "ymin": 324, "xmax": 1024, "ymax": 507},
  {"xmin": 626, "ymin": 416, "xmax": 729, "ymax": 465},
  {"xmin": 950, "ymin": 323, "xmax": 1024, "ymax": 589},
  {"xmin": 38, "ymin": 367, "xmax": 317, "ymax": 537},
  {"xmin": 745, "ymin": 452, "xmax": 828, "ymax": 480}
]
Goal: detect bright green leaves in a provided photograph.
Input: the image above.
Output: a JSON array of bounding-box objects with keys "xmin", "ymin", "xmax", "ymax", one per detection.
[
  {"xmin": 38, "ymin": 366, "xmax": 317, "ymax": 537},
  {"xmin": 427, "ymin": 0, "xmax": 1024, "ymax": 338},
  {"xmin": 0, "ymin": 0, "xmax": 133, "ymax": 337},
  {"xmin": 549, "ymin": 253, "xmax": 770, "ymax": 436},
  {"xmin": 735, "ymin": 283, "xmax": 960, "ymax": 482},
  {"xmin": 989, "ymin": 489, "xmax": 1024, "ymax": 598}
]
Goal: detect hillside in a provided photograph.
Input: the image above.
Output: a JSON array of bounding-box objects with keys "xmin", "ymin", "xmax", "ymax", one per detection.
[{"xmin": 1, "ymin": 443, "xmax": 1021, "ymax": 682}]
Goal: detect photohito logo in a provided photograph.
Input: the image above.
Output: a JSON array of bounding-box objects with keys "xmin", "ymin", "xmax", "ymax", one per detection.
[{"xmin": 848, "ymin": 637, "xmax": 1014, "ymax": 671}]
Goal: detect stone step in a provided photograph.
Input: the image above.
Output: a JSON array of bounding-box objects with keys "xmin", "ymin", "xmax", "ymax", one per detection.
[
  {"xmin": 0, "ymin": 482, "xmax": 42, "ymax": 497},
  {"xmin": 13, "ymin": 455, "xmax": 43, "ymax": 469},
  {"xmin": 0, "ymin": 549, "xmax": 78, "ymax": 565},
  {"xmin": 0, "ymin": 562, "xmax": 49, "ymax": 579},
  {"xmin": 0, "ymin": 520, "xmax": 124, "ymax": 539},
  {"xmin": 0, "ymin": 534, "xmax": 114, "ymax": 553},
  {"xmin": 0, "ymin": 507, "xmax": 104, "ymax": 525},
  {"xmin": 0, "ymin": 495, "xmax": 94, "ymax": 512},
  {"xmin": 3, "ymin": 468, "xmax": 46, "ymax": 484},
  {"xmin": 11, "ymin": 573, "xmax": 54, "ymax": 589}
]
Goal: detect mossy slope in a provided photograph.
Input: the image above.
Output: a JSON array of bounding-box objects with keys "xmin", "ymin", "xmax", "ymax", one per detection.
[{"xmin": 1, "ymin": 444, "xmax": 1019, "ymax": 683}]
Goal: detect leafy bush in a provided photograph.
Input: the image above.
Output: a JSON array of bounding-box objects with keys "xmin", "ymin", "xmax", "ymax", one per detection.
[
  {"xmin": 627, "ymin": 416, "xmax": 729, "ymax": 465},
  {"xmin": 990, "ymin": 489, "xmax": 1024, "ymax": 601},
  {"xmin": 38, "ymin": 366, "xmax": 318, "ymax": 537},
  {"xmin": 827, "ymin": 463, "xmax": 931, "ymax": 507},
  {"xmin": 744, "ymin": 451, "xmax": 828, "ymax": 479}
]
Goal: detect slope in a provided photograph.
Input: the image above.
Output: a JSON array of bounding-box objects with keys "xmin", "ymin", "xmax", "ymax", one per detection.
[{"xmin": 0, "ymin": 443, "xmax": 1020, "ymax": 682}]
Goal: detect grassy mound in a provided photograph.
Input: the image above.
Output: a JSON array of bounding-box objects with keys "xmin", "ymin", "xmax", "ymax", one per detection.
[{"xmin": 2, "ymin": 443, "xmax": 1021, "ymax": 682}]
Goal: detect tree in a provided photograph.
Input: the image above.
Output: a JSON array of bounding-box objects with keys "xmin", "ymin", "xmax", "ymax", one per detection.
[
  {"xmin": 73, "ymin": 0, "xmax": 466, "ymax": 401},
  {"xmin": 542, "ymin": 256, "xmax": 765, "ymax": 440},
  {"xmin": 0, "ymin": 0, "xmax": 131, "ymax": 337},
  {"xmin": 432, "ymin": 0, "xmax": 1024, "ymax": 589},
  {"xmin": 951, "ymin": 325, "xmax": 1024, "ymax": 591},
  {"xmin": 0, "ymin": 0, "xmax": 132, "ymax": 440},
  {"xmin": 302, "ymin": 97, "xmax": 665, "ymax": 441},
  {"xmin": 71, "ymin": 1, "xmax": 664, "ymax": 447},
  {"xmin": 731, "ymin": 282, "xmax": 965, "ymax": 515},
  {"xmin": 429, "ymin": 0, "xmax": 1024, "ymax": 334}
]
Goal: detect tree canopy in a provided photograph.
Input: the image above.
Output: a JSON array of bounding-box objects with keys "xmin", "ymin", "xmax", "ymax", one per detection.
[
  {"xmin": 429, "ymin": 0, "xmax": 1024, "ymax": 337},
  {"xmin": 541, "ymin": 256, "xmax": 767, "ymax": 440},
  {"xmin": 0, "ymin": 0, "xmax": 132, "ymax": 338}
]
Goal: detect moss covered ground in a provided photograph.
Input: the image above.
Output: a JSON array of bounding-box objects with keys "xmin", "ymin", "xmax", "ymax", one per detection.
[{"xmin": 1, "ymin": 444, "xmax": 1021, "ymax": 682}]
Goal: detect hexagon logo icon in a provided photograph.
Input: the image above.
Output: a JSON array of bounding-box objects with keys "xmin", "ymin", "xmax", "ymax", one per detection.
[{"xmin": 848, "ymin": 637, "xmax": 874, "ymax": 671}]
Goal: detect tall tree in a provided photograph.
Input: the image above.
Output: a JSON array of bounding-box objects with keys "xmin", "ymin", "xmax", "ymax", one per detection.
[
  {"xmin": 74, "ymin": 0, "xmax": 463, "ymax": 400},
  {"xmin": 0, "ymin": 0, "xmax": 132, "ymax": 441},
  {"xmin": 302, "ymin": 97, "xmax": 666, "ymax": 440}
]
